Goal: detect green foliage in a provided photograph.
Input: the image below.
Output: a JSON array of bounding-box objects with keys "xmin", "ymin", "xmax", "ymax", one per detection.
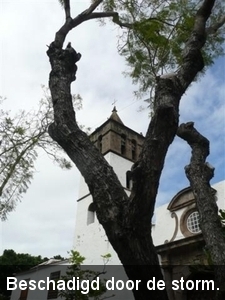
[
  {"xmin": 0, "ymin": 249, "xmax": 49, "ymax": 299},
  {"xmin": 58, "ymin": 250, "xmax": 109, "ymax": 300},
  {"xmin": 101, "ymin": 253, "xmax": 112, "ymax": 259},
  {"xmin": 0, "ymin": 249, "xmax": 48, "ymax": 266},
  {"xmin": 0, "ymin": 86, "xmax": 85, "ymax": 220},
  {"xmin": 102, "ymin": 0, "xmax": 225, "ymax": 103},
  {"xmin": 68, "ymin": 250, "xmax": 86, "ymax": 265},
  {"xmin": 53, "ymin": 254, "xmax": 66, "ymax": 260}
]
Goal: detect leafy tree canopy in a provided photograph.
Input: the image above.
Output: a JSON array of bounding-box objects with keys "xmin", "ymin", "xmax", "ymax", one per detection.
[
  {"xmin": 100, "ymin": 0, "xmax": 225, "ymax": 102},
  {"xmin": 0, "ymin": 249, "xmax": 65, "ymax": 299},
  {"xmin": 0, "ymin": 87, "xmax": 85, "ymax": 220}
]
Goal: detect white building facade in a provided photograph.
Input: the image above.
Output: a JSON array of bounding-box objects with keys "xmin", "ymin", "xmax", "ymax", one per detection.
[{"xmin": 74, "ymin": 108, "xmax": 225, "ymax": 267}]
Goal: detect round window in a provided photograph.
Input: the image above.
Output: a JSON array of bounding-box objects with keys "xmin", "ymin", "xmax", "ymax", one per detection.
[{"xmin": 187, "ymin": 211, "xmax": 201, "ymax": 234}]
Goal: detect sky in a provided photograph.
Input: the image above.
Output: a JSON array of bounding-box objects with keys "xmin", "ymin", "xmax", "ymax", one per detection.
[{"xmin": 0, "ymin": 0, "xmax": 224, "ymax": 259}]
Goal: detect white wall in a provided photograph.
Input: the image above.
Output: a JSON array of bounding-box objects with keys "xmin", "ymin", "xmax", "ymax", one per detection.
[
  {"xmin": 74, "ymin": 192, "xmax": 121, "ymax": 264},
  {"xmin": 74, "ymin": 152, "xmax": 134, "ymax": 264},
  {"xmin": 104, "ymin": 152, "xmax": 134, "ymax": 187}
]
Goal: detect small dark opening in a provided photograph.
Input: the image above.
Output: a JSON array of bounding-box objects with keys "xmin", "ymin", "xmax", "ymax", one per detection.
[
  {"xmin": 121, "ymin": 134, "xmax": 126, "ymax": 155},
  {"xmin": 126, "ymin": 171, "xmax": 132, "ymax": 189},
  {"xmin": 87, "ymin": 202, "xmax": 97, "ymax": 225},
  {"xmin": 131, "ymin": 139, "xmax": 136, "ymax": 160}
]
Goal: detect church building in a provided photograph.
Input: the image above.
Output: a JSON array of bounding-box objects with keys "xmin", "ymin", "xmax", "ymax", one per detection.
[{"xmin": 73, "ymin": 107, "xmax": 225, "ymax": 299}]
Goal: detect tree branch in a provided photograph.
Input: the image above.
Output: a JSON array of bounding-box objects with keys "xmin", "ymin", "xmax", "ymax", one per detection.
[
  {"xmin": 112, "ymin": 13, "xmax": 133, "ymax": 29},
  {"xmin": 177, "ymin": 122, "xmax": 225, "ymax": 295},
  {"xmin": 81, "ymin": 0, "xmax": 104, "ymax": 15},
  {"xmin": 177, "ymin": 122, "xmax": 210, "ymax": 171},
  {"xmin": 111, "ymin": 14, "xmax": 176, "ymax": 30},
  {"xmin": 78, "ymin": 11, "xmax": 118, "ymax": 22},
  {"xmin": 63, "ymin": 0, "xmax": 71, "ymax": 20},
  {"xmin": 206, "ymin": 15, "xmax": 225, "ymax": 35},
  {"xmin": 54, "ymin": 10, "xmax": 118, "ymax": 48},
  {"xmin": 127, "ymin": 0, "xmax": 217, "ymax": 226},
  {"xmin": 0, "ymin": 141, "xmax": 36, "ymax": 197},
  {"xmin": 177, "ymin": 0, "xmax": 216, "ymax": 90}
]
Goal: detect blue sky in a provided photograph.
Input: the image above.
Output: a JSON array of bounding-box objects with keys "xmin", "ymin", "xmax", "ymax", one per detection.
[{"xmin": 0, "ymin": 0, "xmax": 224, "ymax": 258}]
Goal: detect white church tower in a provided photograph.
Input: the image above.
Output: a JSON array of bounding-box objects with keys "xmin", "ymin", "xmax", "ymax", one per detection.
[{"xmin": 73, "ymin": 107, "xmax": 144, "ymax": 264}]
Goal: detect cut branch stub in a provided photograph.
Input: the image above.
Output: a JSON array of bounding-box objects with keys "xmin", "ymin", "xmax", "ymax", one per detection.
[
  {"xmin": 47, "ymin": 42, "xmax": 81, "ymax": 84},
  {"xmin": 177, "ymin": 122, "xmax": 210, "ymax": 158}
]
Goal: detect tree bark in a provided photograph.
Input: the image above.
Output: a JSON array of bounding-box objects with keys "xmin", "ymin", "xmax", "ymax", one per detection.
[
  {"xmin": 177, "ymin": 122, "xmax": 225, "ymax": 299},
  {"xmin": 47, "ymin": 0, "xmax": 218, "ymax": 299},
  {"xmin": 47, "ymin": 37, "xmax": 168, "ymax": 300}
]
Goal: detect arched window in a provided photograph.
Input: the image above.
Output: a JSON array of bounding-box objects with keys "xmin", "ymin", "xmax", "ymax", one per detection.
[
  {"xmin": 87, "ymin": 202, "xmax": 96, "ymax": 225},
  {"xmin": 126, "ymin": 171, "xmax": 133, "ymax": 189}
]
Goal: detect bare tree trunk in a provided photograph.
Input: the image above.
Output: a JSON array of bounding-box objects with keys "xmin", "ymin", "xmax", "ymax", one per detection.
[
  {"xmin": 177, "ymin": 122, "xmax": 225, "ymax": 299},
  {"xmin": 46, "ymin": 0, "xmax": 218, "ymax": 299}
]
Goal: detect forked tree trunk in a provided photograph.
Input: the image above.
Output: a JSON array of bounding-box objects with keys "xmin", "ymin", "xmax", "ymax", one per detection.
[
  {"xmin": 47, "ymin": 40, "xmax": 169, "ymax": 300},
  {"xmin": 47, "ymin": 0, "xmax": 218, "ymax": 299}
]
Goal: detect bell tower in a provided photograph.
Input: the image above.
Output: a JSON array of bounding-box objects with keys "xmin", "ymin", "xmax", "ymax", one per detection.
[
  {"xmin": 73, "ymin": 107, "xmax": 144, "ymax": 263},
  {"xmin": 90, "ymin": 106, "xmax": 143, "ymax": 161}
]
